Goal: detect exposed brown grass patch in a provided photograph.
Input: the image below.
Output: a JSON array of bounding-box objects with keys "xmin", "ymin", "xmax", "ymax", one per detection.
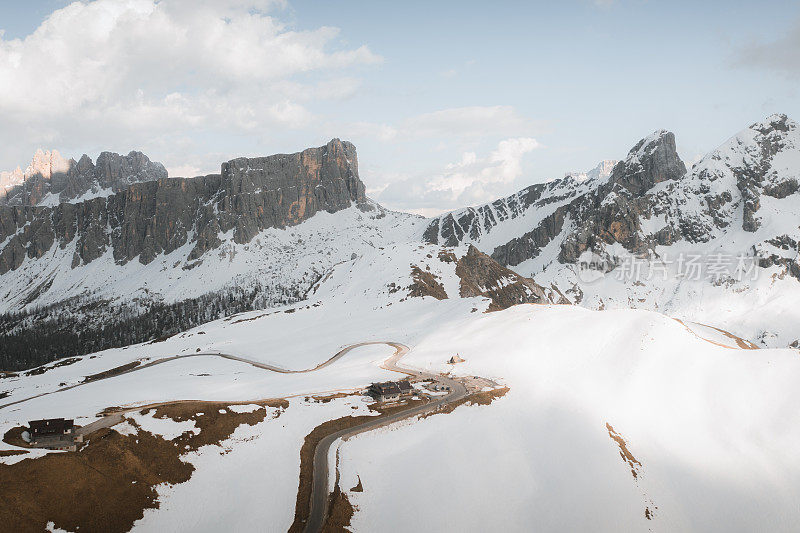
[
  {"xmin": 408, "ymin": 265, "xmax": 448, "ymax": 300},
  {"xmin": 703, "ymin": 323, "xmax": 759, "ymax": 349},
  {"xmin": 288, "ymin": 413, "xmax": 376, "ymax": 533},
  {"xmin": 0, "ymin": 427, "xmax": 194, "ymax": 533},
  {"xmin": 322, "ymin": 452, "xmax": 356, "ymax": 532},
  {"xmin": 0, "ymin": 450, "xmax": 27, "ymax": 457},
  {"xmin": 323, "ymin": 487, "xmax": 355, "ymax": 532},
  {"xmin": 289, "ymin": 398, "xmax": 430, "ymax": 532},
  {"xmin": 310, "ymin": 392, "xmax": 354, "ymax": 403},
  {"xmin": 147, "ymin": 332, "xmax": 178, "ymax": 344},
  {"xmin": 673, "ymin": 318, "xmax": 759, "ymax": 350},
  {"xmin": 0, "ymin": 400, "xmax": 287, "ymax": 533},
  {"xmin": 2, "ymin": 425, "xmax": 31, "ymax": 448},
  {"xmin": 606, "ymin": 423, "xmax": 658, "ymax": 521},
  {"xmin": 144, "ymin": 399, "xmax": 287, "ymax": 451},
  {"xmin": 24, "ymin": 357, "xmax": 81, "ymax": 377}
]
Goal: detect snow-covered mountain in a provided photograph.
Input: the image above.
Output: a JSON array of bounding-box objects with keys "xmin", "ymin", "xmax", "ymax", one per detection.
[
  {"xmin": 0, "ymin": 138, "xmax": 555, "ymax": 370},
  {"xmin": 2, "ymin": 114, "xmax": 799, "ymax": 371},
  {"xmin": 0, "ymin": 149, "xmax": 167, "ymax": 206},
  {"xmin": 425, "ymin": 114, "xmax": 800, "ymax": 347},
  {"xmin": 1, "ymin": 249, "xmax": 798, "ymax": 532},
  {"xmin": 564, "ymin": 159, "xmax": 618, "ymax": 182}
]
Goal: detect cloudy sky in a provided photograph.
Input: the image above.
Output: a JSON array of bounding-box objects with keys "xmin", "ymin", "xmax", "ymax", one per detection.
[{"xmin": 1, "ymin": 0, "xmax": 798, "ymax": 215}]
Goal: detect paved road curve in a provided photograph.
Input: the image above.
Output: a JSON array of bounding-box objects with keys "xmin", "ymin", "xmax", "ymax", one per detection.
[{"xmin": 303, "ymin": 342, "xmax": 468, "ymax": 533}]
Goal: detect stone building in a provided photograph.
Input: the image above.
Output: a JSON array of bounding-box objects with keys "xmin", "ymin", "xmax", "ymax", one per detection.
[{"xmin": 368, "ymin": 380, "xmax": 414, "ymax": 402}]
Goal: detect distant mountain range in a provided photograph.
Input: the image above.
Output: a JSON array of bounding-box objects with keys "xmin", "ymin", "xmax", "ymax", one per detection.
[
  {"xmin": 0, "ymin": 149, "xmax": 167, "ymax": 207},
  {"xmin": 1, "ymin": 114, "xmax": 798, "ymax": 369},
  {"xmin": 425, "ymin": 114, "xmax": 800, "ymax": 347}
]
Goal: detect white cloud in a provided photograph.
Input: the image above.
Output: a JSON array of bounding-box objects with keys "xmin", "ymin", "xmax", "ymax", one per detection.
[
  {"xmin": 0, "ymin": 0, "xmax": 381, "ymax": 169},
  {"xmin": 340, "ymin": 105, "xmax": 543, "ymax": 146},
  {"xmin": 734, "ymin": 20, "xmax": 800, "ymax": 77},
  {"xmin": 375, "ymin": 137, "xmax": 541, "ymax": 215},
  {"xmin": 402, "ymin": 105, "xmax": 533, "ymax": 139}
]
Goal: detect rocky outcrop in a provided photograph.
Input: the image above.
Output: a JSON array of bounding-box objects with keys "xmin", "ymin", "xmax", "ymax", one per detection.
[
  {"xmin": 0, "ymin": 139, "xmax": 365, "ymax": 274},
  {"xmin": 606, "ymin": 131, "xmax": 686, "ymax": 195},
  {"xmin": 0, "ymin": 150, "xmax": 168, "ymax": 206},
  {"xmin": 455, "ymin": 245, "xmax": 553, "ymax": 311}
]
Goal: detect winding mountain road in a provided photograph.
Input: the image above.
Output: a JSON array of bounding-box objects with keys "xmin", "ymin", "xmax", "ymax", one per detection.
[
  {"xmin": 303, "ymin": 342, "xmax": 468, "ymax": 533},
  {"xmin": 0, "ymin": 342, "xmax": 384, "ymax": 411},
  {"xmin": 2, "ymin": 341, "xmax": 471, "ymax": 533}
]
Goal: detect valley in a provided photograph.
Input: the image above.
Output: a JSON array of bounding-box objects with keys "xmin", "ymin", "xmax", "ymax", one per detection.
[{"xmin": 0, "ymin": 114, "xmax": 798, "ymax": 532}]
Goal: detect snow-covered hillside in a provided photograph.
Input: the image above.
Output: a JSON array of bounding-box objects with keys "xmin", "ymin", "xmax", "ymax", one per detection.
[
  {"xmin": 0, "ymin": 202, "xmax": 421, "ymax": 311},
  {"xmin": 338, "ymin": 304, "xmax": 800, "ymax": 532}
]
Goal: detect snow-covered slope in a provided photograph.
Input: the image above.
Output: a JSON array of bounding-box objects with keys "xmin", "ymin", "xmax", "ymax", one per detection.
[
  {"xmin": 338, "ymin": 304, "xmax": 800, "ymax": 532},
  {"xmin": 1, "ymin": 202, "xmax": 421, "ymax": 311}
]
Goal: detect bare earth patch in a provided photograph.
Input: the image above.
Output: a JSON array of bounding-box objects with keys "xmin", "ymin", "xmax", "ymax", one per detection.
[
  {"xmin": 23, "ymin": 357, "xmax": 82, "ymax": 377},
  {"xmin": 408, "ymin": 265, "xmax": 448, "ymax": 300},
  {"xmin": 288, "ymin": 397, "xmax": 427, "ymax": 533},
  {"xmin": 418, "ymin": 386, "xmax": 509, "ymax": 420},
  {"xmin": 606, "ymin": 422, "xmax": 641, "ymax": 479},
  {"xmin": 322, "ymin": 451, "xmax": 357, "ymax": 532},
  {"xmin": 0, "ymin": 399, "xmax": 287, "ymax": 533},
  {"xmin": 2, "ymin": 425, "xmax": 31, "ymax": 448},
  {"xmin": 673, "ymin": 319, "xmax": 759, "ymax": 350},
  {"xmin": 606, "ymin": 422, "xmax": 658, "ymax": 521}
]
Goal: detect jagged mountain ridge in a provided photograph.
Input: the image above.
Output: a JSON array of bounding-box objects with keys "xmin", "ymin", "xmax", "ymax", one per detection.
[
  {"xmin": 0, "ymin": 149, "xmax": 168, "ymax": 207},
  {"xmin": 1, "ymin": 114, "xmax": 799, "ymax": 372},
  {"xmin": 425, "ymin": 114, "xmax": 799, "ymax": 271},
  {"xmin": 0, "ymin": 139, "xmax": 365, "ymax": 276},
  {"xmin": 425, "ymin": 113, "xmax": 800, "ymax": 347}
]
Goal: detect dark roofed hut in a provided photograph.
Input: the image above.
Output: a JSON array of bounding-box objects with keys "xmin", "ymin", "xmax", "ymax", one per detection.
[
  {"xmin": 369, "ymin": 382, "xmax": 401, "ymax": 402},
  {"xmin": 369, "ymin": 380, "xmax": 414, "ymax": 402},
  {"xmin": 28, "ymin": 418, "xmax": 77, "ymax": 451}
]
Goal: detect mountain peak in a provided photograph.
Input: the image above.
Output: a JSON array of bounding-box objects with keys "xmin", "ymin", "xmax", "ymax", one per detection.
[
  {"xmin": 751, "ymin": 113, "xmax": 794, "ymax": 134},
  {"xmin": 608, "ymin": 129, "xmax": 686, "ymax": 195},
  {"xmin": 0, "ymin": 149, "xmax": 167, "ymax": 206}
]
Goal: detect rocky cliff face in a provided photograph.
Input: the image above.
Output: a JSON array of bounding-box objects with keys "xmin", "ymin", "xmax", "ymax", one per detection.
[
  {"xmin": 0, "ymin": 139, "xmax": 365, "ymax": 274},
  {"xmin": 0, "ymin": 149, "xmax": 168, "ymax": 206}
]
